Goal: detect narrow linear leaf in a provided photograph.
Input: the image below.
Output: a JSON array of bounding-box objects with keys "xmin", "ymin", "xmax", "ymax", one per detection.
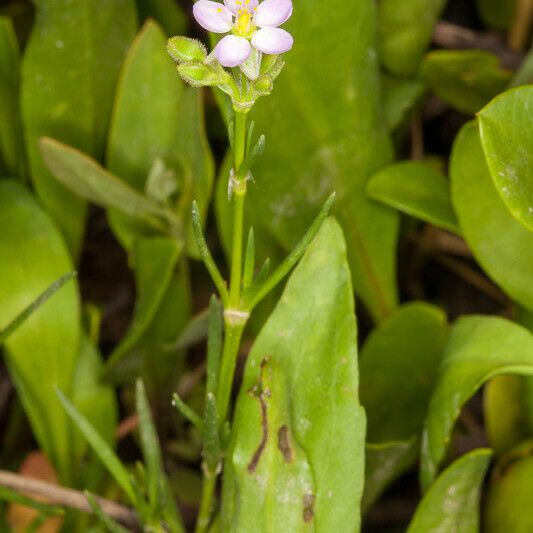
[
  {"xmin": 85, "ymin": 492, "xmax": 130, "ymax": 533},
  {"xmin": 172, "ymin": 393, "xmax": 203, "ymax": 431},
  {"xmin": 202, "ymin": 393, "xmax": 221, "ymax": 474},
  {"xmin": 56, "ymin": 389, "xmax": 136, "ymax": 504},
  {"xmin": 206, "ymin": 297, "xmax": 223, "ymax": 397}
]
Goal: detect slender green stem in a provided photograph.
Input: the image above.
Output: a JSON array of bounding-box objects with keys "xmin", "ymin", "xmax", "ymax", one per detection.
[
  {"xmin": 216, "ymin": 318, "xmax": 246, "ymax": 426},
  {"xmin": 228, "ymin": 111, "xmax": 248, "ymax": 306},
  {"xmin": 195, "ymin": 472, "xmax": 217, "ymax": 533}
]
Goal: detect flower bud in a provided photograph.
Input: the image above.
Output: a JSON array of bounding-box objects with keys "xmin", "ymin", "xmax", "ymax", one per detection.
[
  {"xmin": 254, "ymin": 76, "xmax": 273, "ymax": 95},
  {"xmin": 177, "ymin": 64, "xmax": 222, "ymax": 86},
  {"xmin": 167, "ymin": 36, "xmax": 207, "ymax": 63}
]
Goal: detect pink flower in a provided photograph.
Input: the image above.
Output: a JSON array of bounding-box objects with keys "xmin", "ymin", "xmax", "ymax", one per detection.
[{"xmin": 193, "ymin": 0, "xmax": 293, "ymax": 68}]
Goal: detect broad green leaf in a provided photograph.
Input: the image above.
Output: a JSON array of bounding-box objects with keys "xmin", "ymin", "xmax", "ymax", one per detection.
[
  {"xmin": 484, "ymin": 375, "xmax": 533, "ymax": 455},
  {"xmin": 476, "ymin": 0, "xmax": 518, "ymax": 30},
  {"xmin": 0, "ymin": 180, "xmax": 80, "ymax": 481},
  {"xmin": 485, "ymin": 442, "xmax": 533, "ymax": 532},
  {"xmin": 0, "ymin": 272, "xmax": 75, "ymax": 345},
  {"xmin": 103, "ymin": 237, "xmax": 182, "ymax": 380},
  {"xmin": 222, "ymin": 218, "xmax": 366, "ymax": 532},
  {"xmin": 40, "ymin": 138, "xmax": 176, "ymax": 231},
  {"xmin": 421, "ymin": 50, "xmax": 511, "ymax": 115},
  {"xmin": 107, "ymin": 20, "xmax": 213, "ymax": 255},
  {"xmin": 359, "ymin": 302, "xmax": 448, "ymax": 509},
  {"xmin": 21, "ymin": 0, "xmax": 136, "ymax": 258},
  {"xmin": 217, "ymin": 0, "xmax": 398, "ymax": 322},
  {"xmin": 382, "ymin": 74, "xmax": 425, "ymax": 131},
  {"xmin": 360, "ymin": 302, "xmax": 448, "ymax": 442},
  {"xmin": 57, "ymin": 389, "xmax": 137, "ymax": 504},
  {"xmin": 451, "ymin": 122, "xmax": 533, "ymax": 309},
  {"xmin": 379, "ymin": 0, "xmax": 447, "ymax": 76},
  {"xmin": 478, "ymin": 86, "xmax": 533, "ymax": 232},
  {"xmin": 409, "ymin": 449, "xmax": 492, "ymax": 533},
  {"xmin": 420, "ymin": 316, "xmax": 533, "ymax": 489},
  {"xmin": 368, "ymin": 161, "xmax": 460, "ymax": 234},
  {"xmin": 0, "ymin": 15, "xmax": 25, "ymax": 178},
  {"xmin": 135, "ymin": 0, "xmax": 187, "ymax": 36}
]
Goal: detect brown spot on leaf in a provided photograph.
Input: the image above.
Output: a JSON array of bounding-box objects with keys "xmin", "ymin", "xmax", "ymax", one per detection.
[
  {"xmin": 247, "ymin": 358, "xmax": 270, "ymax": 473},
  {"xmin": 277, "ymin": 425, "xmax": 294, "ymax": 463},
  {"xmin": 303, "ymin": 493, "xmax": 315, "ymax": 523}
]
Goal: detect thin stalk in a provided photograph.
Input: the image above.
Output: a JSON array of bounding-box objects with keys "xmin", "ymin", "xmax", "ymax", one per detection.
[
  {"xmin": 229, "ymin": 110, "xmax": 248, "ymax": 306},
  {"xmin": 216, "ymin": 318, "xmax": 246, "ymax": 426},
  {"xmin": 195, "ymin": 473, "xmax": 217, "ymax": 533}
]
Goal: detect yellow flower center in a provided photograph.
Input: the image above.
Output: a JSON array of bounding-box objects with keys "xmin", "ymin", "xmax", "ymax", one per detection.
[{"xmin": 233, "ymin": 1, "xmax": 256, "ymax": 37}]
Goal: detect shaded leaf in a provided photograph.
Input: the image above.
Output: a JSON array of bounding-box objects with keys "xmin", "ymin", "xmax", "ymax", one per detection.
[
  {"xmin": 368, "ymin": 161, "xmax": 460, "ymax": 234},
  {"xmin": 382, "ymin": 74, "xmax": 425, "ymax": 131},
  {"xmin": 103, "ymin": 237, "xmax": 182, "ymax": 379},
  {"xmin": 222, "ymin": 218, "xmax": 366, "ymax": 532},
  {"xmin": 476, "ymin": 0, "xmax": 518, "ymax": 30},
  {"xmin": 0, "ymin": 15, "xmax": 25, "ymax": 178},
  {"xmin": 40, "ymin": 137, "xmax": 176, "ymax": 231},
  {"xmin": 135, "ymin": 0, "xmax": 187, "ymax": 36},
  {"xmin": 409, "ymin": 449, "xmax": 492, "ymax": 533},
  {"xmin": 107, "ymin": 20, "xmax": 213, "ymax": 255},
  {"xmin": 478, "ymin": 86, "xmax": 533, "ymax": 232},
  {"xmin": 421, "ymin": 50, "xmax": 511, "ymax": 115},
  {"xmin": 21, "ymin": 0, "xmax": 137, "ymax": 258},
  {"xmin": 0, "ymin": 180, "xmax": 80, "ymax": 482},
  {"xmin": 485, "ymin": 441, "xmax": 533, "ymax": 532},
  {"xmin": 379, "ymin": 0, "xmax": 447, "ymax": 76},
  {"xmin": 421, "ymin": 316, "xmax": 533, "ymax": 489}
]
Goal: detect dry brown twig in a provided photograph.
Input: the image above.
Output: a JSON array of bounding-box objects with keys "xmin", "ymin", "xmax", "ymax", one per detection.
[{"xmin": 0, "ymin": 470, "xmax": 138, "ymax": 530}]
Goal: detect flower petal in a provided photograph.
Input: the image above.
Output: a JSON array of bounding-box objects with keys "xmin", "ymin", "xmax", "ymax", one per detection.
[
  {"xmin": 254, "ymin": 0, "xmax": 292, "ymax": 27},
  {"xmin": 193, "ymin": 0, "xmax": 233, "ymax": 33},
  {"xmin": 225, "ymin": 0, "xmax": 259, "ymax": 14},
  {"xmin": 251, "ymin": 27, "xmax": 293, "ymax": 54},
  {"xmin": 215, "ymin": 35, "xmax": 252, "ymax": 67}
]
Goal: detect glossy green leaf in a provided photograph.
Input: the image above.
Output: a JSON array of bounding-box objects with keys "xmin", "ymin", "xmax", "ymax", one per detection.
[
  {"xmin": 382, "ymin": 74, "xmax": 425, "ymax": 131},
  {"xmin": 485, "ymin": 442, "xmax": 533, "ymax": 532},
  {"xmin": 222, "ymin": 218, "xmax": 366, "ymax": 532},
  {"xmin": 478, "ymin": 86, "xmax": 533, "ymax": 232},
  {"xmin": 0, "ymin": 15, "xmax": 25, "ymax": 178},
  {"xmin": 107, "ymin": 20, "xmax": 213, "ymax": 255},
  {"xmin": 379, "ymin": 0, "xmax": 446, "ymax": 76},
  {"xmin": 135, "ymin": 0, "xmax": 186, "ymax": 36},
  {"xmin": 409, "ymin": 449, "xmax": 492, "ymax": 533},
  {"xmin": 103, "ymin": 237, "xmax": 182, "ymax": 379},
  {"xmin": 368, "ymin": 161, "xmax": 460, "ymax": 234},
  {"xmin": 21, "ymin": 0, "xmax": 137, "ymax": 258},
  {"xmin": 0, "ymin": 180, "xmax": 80, "ymax": 481},
  {"xmin": 40, "ymin": 137, "xmax": 177, "ymax": 232},
  {"xmin": 421, "ymin": 50, "xmax": 511, "ymax": 115},
  {"xmin": 359, "ymin": 302, "xmax": 448, "ymax": 509},
  {"xmin": 451, "ymin": 121, "xmax": 533, "ymax": 309},
  {"xmin": 421, "ymin": 316, "xmax": 533, "ymax": 489},
  {"xmin": 476, "ymin": 0, "xmax": 518, "ymax": 29},
  {"xmin": 484, "ymin": 375, "xmax": 533, "ymax": 455}
]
